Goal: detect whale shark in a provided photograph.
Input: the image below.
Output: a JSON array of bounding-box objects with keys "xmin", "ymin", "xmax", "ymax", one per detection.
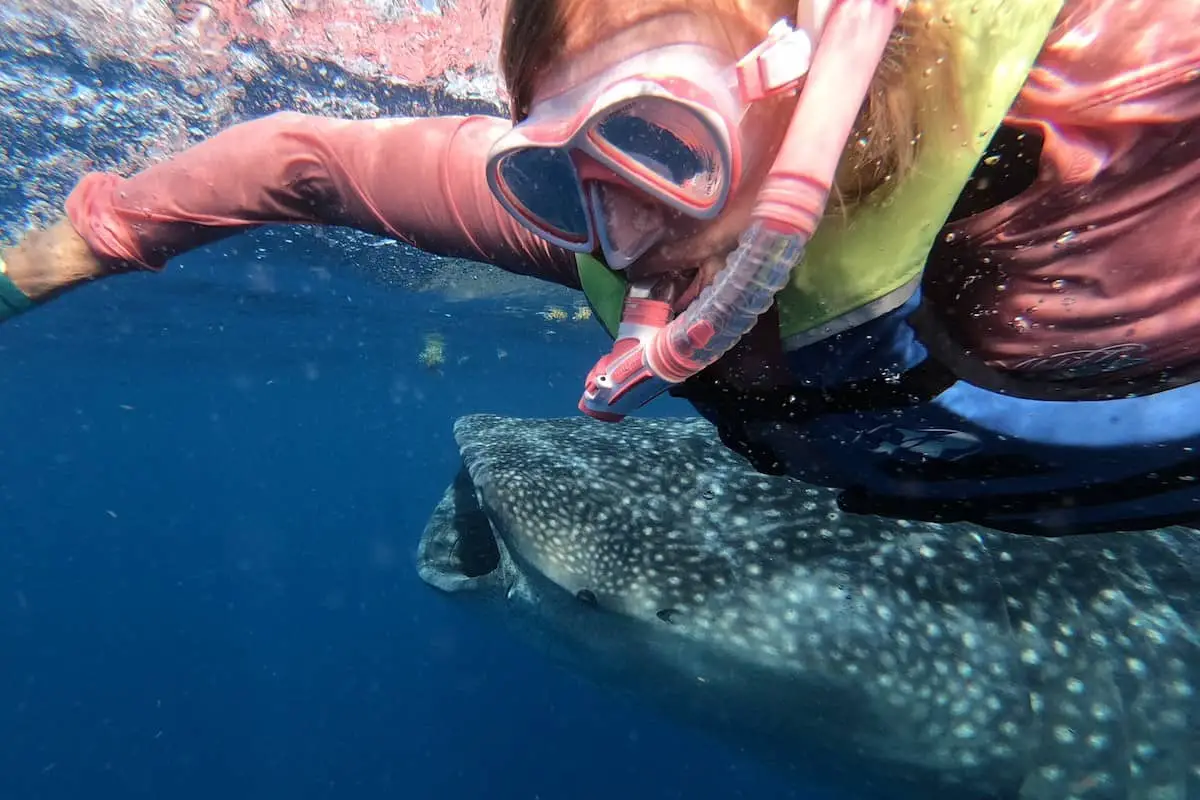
[{"xmin": 416, "ymin": 414, "xmax": 1199, "ymax": 799}]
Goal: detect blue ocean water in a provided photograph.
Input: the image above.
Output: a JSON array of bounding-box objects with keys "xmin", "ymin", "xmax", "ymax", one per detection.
[{"xmin": 0, "ymin": 230, "xmax": 820, "ymax": 799}]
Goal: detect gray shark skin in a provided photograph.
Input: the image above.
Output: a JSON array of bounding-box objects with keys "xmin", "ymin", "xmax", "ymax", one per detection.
[{"xmin": 416, "ymin": 414, "xmax": 1200, "ymax": 800}]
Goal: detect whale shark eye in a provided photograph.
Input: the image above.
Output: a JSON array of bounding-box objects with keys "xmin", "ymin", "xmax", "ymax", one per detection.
[
  {"xmin": 656, "ymin": 608, "xmax": 683, "ymax": 625},
  {"xmin": 575, "ymin": 589, "xmax": 599, "ymax": 607}
]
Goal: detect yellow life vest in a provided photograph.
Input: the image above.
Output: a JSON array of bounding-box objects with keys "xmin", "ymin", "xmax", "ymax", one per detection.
[{"xmin": 578, "ymin": 0, "xmax": 1064, "ymax": 344}]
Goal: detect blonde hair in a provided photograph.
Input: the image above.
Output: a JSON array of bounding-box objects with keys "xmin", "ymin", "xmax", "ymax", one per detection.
[{"xmin": 499, "ymin": 0, "xmax": 960, "ymax": 212}]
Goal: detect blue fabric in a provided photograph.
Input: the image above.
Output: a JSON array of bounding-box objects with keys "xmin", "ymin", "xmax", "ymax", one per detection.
[{"xmin": 717, "ymin": 289, "xmax": 1200, "ymax": 533}]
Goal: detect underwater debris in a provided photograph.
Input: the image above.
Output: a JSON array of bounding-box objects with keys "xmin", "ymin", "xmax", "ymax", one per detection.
[
  {"xmin": 418, "ymin": 332, "xmax": 446, "ymax": 371},
  {"xmin": 538, "ymin": 303, "xmax": 593, "ymax": 322}
]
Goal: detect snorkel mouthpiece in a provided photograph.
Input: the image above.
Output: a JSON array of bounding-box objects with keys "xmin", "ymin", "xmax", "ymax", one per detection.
[
  {"xmin": 581, "ymin": 0, "xmax": 908, "ymax": 421},
  {"xmin": 580, "ymin": 280, "xmax": 675, "ymax": 421}
]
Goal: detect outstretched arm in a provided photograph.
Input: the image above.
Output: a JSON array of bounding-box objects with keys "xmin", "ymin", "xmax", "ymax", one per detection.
[{"xmin": 2, "ymin": 111, "xmax": 580, "ymax": 306}]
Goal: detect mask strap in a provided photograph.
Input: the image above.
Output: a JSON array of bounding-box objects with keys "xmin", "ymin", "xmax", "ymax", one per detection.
[{"xmin": 735, "ymin": 19, "xmax": 814, "ymax": 103}]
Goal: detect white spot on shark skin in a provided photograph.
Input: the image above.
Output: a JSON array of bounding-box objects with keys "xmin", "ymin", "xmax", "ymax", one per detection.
[{"xmin": 419, "ymin": 415, "xmax": 1200, "ymax": 800}]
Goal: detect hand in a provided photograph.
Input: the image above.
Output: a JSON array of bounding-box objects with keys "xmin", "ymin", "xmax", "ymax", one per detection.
[{"xmin": 1, "ymin": 218, "xmax": 110, "ymax": 304}]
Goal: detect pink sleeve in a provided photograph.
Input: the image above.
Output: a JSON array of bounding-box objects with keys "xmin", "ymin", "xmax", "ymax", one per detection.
[
  {"xmin": 64, "ymin": 111, "xmax": 580, "ymax": 288},
  {"xmin": 1008, "ymin": 0, "xmax": 1200, "ymax": 182}
]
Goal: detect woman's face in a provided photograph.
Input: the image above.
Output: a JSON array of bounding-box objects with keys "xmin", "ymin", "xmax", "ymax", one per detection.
[{"xmin": 527, "ymin": 5, "xmax": 796, "ymax": 307}]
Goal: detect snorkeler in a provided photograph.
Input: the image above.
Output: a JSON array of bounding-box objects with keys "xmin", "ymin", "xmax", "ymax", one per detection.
[{"xmin": 4, "ymin": 0, "xmax": 1200, "ymax": 536}]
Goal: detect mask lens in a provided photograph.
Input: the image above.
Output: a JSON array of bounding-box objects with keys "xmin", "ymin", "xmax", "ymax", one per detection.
[
  {"xmin": 496, "ymin": 148, "xmax": 590, "ymax": 242},
  {"xmin": 590, "ymin": 183, "xmax": 665, "ymax": 270},
  {"xmin": 593, "ymin": 97, "xmax": 727, "ymax": 208}
]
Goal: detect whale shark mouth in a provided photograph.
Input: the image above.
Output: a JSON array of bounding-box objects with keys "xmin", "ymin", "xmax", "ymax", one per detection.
[{"xmin": 416, "ymin": 469, "xmax": 504, "ymax": 593}]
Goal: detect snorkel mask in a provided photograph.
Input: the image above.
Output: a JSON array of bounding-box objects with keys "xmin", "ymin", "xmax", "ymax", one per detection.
[
  {"xmin": 486, "ymin": 0, "xmax": 909, "ymax": 420},
  {"xmin": 486, "ymin": 43, "xmax": 752, "ymax": 269}
]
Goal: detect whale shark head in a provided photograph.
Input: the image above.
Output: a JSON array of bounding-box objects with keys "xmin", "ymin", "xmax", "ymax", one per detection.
[{"xmin": 417, "ymin": 414, "xmax": 1200, "ymax": 799}]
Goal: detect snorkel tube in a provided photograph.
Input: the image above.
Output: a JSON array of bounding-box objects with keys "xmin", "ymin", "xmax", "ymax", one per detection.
[{"xmin": 580, "ymin": 0, "xmax": 908, "ymax": 421}]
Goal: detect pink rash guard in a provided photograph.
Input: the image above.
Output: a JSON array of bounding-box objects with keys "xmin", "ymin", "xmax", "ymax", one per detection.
[
  {"xmin": 927, "ymin": 0, "xmax": 1200, "ymax": 385},
  {"xmin": 65, "ymin": 113, "xmax": 580, "ymax": 287},
  {"xmin": 64, "ymin": 0, "xmax": 1200, "ymax": 386}
]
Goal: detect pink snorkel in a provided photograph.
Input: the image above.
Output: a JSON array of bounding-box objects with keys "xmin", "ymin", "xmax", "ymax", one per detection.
[{"xmin": 580, "ymin": 0, "xmax": 908, "ymax": 421}]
